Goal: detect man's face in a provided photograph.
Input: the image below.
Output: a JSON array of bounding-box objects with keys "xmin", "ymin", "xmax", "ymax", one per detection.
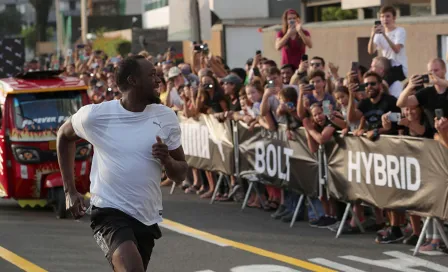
[
  {"xmin": 137, "ymin": 59, "xmax": 161, "ymax": 102},
  {"xmin": 261, "ymin": 64, "xmax": 272, "ymax": 77},
  {"xmin": 428, "ymin": 61, "xmax": 446, "ymax": 79},
  {"xmin": 364, "ymin": 76, "xmax": 381, "ymax": 99},
  {"xmin": 380, "ymin": 12, "xmax": 395, "ymax": 28},
  {"xmin": 309, "ymin": 59, "xmax": 324, "ymax": 72},
  {"xmin": 281, "ymin": 68, "xmax": 293, "ymax": 84},
  {"xmin": 310, "ymin": 76, "xmax": 325, "ymax": 93},
  {"xmin": 267, "ymin": 74, "xmax": 282, "ymax": 88},
  {"xmin": 370, "ymin": 59, "xmax": 384, "ymax": 76}
]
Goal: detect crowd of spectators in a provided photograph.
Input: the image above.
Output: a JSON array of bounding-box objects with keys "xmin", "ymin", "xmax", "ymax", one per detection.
[{"xmin": 23, "ymin": 5, "xmax": 448, "ymax": 252}]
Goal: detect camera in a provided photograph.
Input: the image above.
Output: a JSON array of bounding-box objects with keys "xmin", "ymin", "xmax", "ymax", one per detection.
[{"xmin": 267, "ymin": 80, "xmax": 275, "ymax": 88}]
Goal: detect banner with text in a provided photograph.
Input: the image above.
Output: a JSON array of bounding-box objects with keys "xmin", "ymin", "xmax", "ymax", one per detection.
[
  {"xmin": 178, "ymin": 113, "xmax": 234, "ymax": 175},
  {"xmin": 237, "ymin": 122, "xmax": 319, "ymax": 196},
  {"xmin": 326, "ymin": 135, "xmax": 448, "ymax": 219}
]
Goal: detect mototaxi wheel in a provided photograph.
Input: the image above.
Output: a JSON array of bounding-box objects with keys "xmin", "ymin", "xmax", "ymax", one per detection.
[{"xmin": 52, "ymin": 187, "xmax": 67, "ymax": 219}]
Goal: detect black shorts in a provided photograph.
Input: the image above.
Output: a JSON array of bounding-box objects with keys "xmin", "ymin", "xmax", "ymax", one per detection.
[{"xmin": 90, "ymin": 206, "xmax": 162, "ymax": 270}]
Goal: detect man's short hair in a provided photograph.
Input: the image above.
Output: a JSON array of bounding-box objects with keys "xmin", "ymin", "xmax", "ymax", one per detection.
[
  {"xmin": 429, "ymin": 58, "xmax": 447, "ymax": 71},
  {"xmin": 373, "ymin": 56, "xmax": 391, "ymax": 72},
  {"xmin": 380, "ymin": 6, "xmax": 397, "ymax": 17},
  {"xmin": 363, "ymin": 71, "xmax": 383, "ymax": 83},
  {"xmin": 115, "ymin": 55, "xmax": 146, "ymax": 91},
  {"xmin": 267, "ymin": 66, "xmax": 281, "ymax": 76},
  {"xmin": 262, "ymin": 60, "xmax": 277, "ymax": 68},
  {"xmin": 311, "ymin": 56, "xmax": 325, "ymax": 67},
  {"xmin": 308, "ymin": 69, "xmax": 326, "ymax": 81},
  {"xmin": 281, "ymin": 64, "xmax": 295, "ymax": 71}
]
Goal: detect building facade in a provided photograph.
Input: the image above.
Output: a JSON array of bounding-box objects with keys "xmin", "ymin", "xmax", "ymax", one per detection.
[{"xmin": 260, "ymin": 0, "xmax": 448, "ymax": 77}]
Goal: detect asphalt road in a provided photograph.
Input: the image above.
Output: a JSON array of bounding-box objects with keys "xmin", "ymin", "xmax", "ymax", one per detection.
[{"xmin": 2, "ymin": 186, "xmax": 448, "ymax": 272}]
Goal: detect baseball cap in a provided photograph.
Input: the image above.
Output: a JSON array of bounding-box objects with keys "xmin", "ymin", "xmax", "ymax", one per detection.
[
  {"xmin": 168, "ymin": 67, "xmax": 182, "ymax": 79},
  {"xmin": 221, "ymin": 74, "xmax": 242, "ymax": 85}
]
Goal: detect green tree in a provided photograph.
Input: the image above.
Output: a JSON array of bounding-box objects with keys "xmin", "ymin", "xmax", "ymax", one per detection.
[
  {"xmin": 93, "ymin": 37, "xmax": 131, "ymax": 57},
  {"xmin": 0, "ymin": 5, "xmax": 23, "ymax": 36},
  {"xmin": 29, "ymin": 0, "xmax": 53, "ymax": 42},
  {"xmin": 321, "ymin": 6, "xmax": 357, "ymax": 21},
  {"xmin": 21, "ymin": 26, "xmax": 54, "ymax": 49}
]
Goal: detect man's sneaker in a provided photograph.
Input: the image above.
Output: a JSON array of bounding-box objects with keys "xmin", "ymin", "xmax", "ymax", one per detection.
[
  {"xmin": 309, "ymin": 216, "xmax": 325, "ymax": 228},
  {"xmin": 403, "ymin": 234, "xmax": 419, "ymax": 246},
  {"xmin": 317, "ymin": 216, "xmax": 337, "ymax": 228},
  {"xmin": 376, "ymin": 230, "xmax": 404, "ymax": 244}
]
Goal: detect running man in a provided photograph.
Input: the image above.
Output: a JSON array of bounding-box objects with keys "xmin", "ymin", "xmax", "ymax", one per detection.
[{"xmin": 57, "ymin": 55, "xmax": 188, "ymax": 271}]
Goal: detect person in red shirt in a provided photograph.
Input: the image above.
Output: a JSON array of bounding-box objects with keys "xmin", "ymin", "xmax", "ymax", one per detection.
[{"xmin": 275, "ymin": 9, "xmax": 312, "ymax": 68}]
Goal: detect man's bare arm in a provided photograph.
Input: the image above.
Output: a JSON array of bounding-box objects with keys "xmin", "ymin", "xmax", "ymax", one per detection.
[
  {"xmin": 57, "ymin": 118, "xmax": 80, "ymax": 194},
  {"xmin": 165, "ymin": 146, "xmax": 188, "ymax": 183}
]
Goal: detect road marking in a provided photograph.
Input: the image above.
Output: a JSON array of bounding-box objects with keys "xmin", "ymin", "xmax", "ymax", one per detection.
[
  {"xmin": 161, "ymin": 219, "xmax": 336, "ymax": 272},
  {"xmin": 340, "ymin": 250, "xmax": 448, "ymax": 272},
  {"xmin": 408, "ymin": 248, "xmax": 446, "ymax": 256},
  {"xmin": 309, "ymin": 258, "xmax": 366, "ymax": 272},
  {"xmin": 0, "ymin": 246, "xmax": 47, "ymax": 272}
]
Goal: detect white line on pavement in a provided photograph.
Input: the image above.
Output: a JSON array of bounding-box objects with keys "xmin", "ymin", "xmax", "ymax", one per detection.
[{"xmin": 308, "ymin": 258, "xmax": 366, "ymax": 272}]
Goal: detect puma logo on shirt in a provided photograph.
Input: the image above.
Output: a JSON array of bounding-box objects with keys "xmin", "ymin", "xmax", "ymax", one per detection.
[{"xmin": 153, "ymin": 121, "xmax": 162, "ymax": 128}]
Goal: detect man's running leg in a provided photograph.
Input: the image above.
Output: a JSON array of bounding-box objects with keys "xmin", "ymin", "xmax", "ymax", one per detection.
[{"xmin": 112, "ymin": 240, "xmax": 144, "ymax": 272}]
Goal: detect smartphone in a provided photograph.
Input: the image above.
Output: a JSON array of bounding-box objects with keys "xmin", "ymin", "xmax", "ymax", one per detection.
[
  {"xmin": 67, "ymin": 49, "xmax": 73, "ymax": 57},
  {"xmin": 305, "ymin": 84, "xmax": 314, "ymax": 91},
  {"xmin": 256, "ymin": 50, "xmax": 261, "ymax": 55},
  {"xmin": 110, "ymin": 57, "xmax": 120, "ymax": 63},
  {"xmin": 322, "ymin": 100, "xmax": 331, "ymax": 115},
  {"xmin": 351, "ymin": 61, "xmax": 359, "ymax": 72},
  {"xmin": 76, "ymin": 44, "xmax": 85, "ymax": 49},
  {"xmin": 421, "ymin": 74, "xmax": 430, "ymax": 84},
  {"xmin": 435, "ymin": 109, "xmax": 444, "ymax": 120},
  {"xmin": 107, "ymin": 87, "xmax": 113, "ymax": 92},
  {"xmin": 201, "ymin": 44, "xmax": 209, "ymax": 54},
  {"xmin": 358, "ymin": 83, "xmax": 366, "ymax": 92},
  {"xmin": 194, "ymin": 44, "xmax": 202, "ymax": 51},
  {"xmin": 204, "ymin": 83, "xmax": 213, "ymax": 90},
  {"xmin": 289, "ymin": 19, "xmax": 295, "ymax": 27},
  {"xmin": 302, "ymin": 54, "xmax": 308, "ymax": 62},
  {"xmin": 286, "ymin": 102, "xmax": 295, "ymax": 110},
  {"xmin": 267, "ymin": 80, "xmax": 275, "ymax": 88},
  {"xmin": 374, "ymin": 20, "xmax": 381, "ymax": 26},
  {"xmin": 388, "ymin": 112, "xmax": 401, "ymax": 123}
]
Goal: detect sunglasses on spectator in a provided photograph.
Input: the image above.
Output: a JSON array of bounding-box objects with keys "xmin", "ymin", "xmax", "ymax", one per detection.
[{"xmin": 364, "ymin": 82, "xmax": 377, "ymax": 87}]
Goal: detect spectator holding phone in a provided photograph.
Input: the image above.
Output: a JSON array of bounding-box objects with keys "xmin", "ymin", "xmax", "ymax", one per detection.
[
  {"xmin": 397, "ymin": 58, "xmax": 448, "ymax": 133},
  {"xmin": 347, "ymin": 71, "xmax": 401, "ymax": 140},
  {"xmin": 275, "ymin": 9, "xmax": 312, "ymax": 67},
  {"xmin": 297, "ymin": 70, "xmax": 336, "ymax": 120},
  {"xmin": 368, "ymin": 6, "xmax": 408, "ymax": 79}
]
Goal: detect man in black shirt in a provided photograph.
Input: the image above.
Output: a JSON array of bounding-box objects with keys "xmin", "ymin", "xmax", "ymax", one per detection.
[
  {"xmin": 347, "ymin": 70, "xmax": 404, "ymax": 244},
  {"xmin": 347, "ymin": 71, "xmax": 401, "ymax": 140},
  {"xmin": 397, "ymin": 58, "xmax": 448, "ymax": 134}
]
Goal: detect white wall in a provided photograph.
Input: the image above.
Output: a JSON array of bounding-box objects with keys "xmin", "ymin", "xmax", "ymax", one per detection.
[
  {"xmin": 225, "ymin": 26, "xmax": 263, "ymax": 69},
  {"xmin": 125, "ymin": 0, "xmax": 142, "ymax": 15},
  {"xmin": 210, "ymin": 0, "xmax": 269, "ymax": 19},
  {"xmin": 143, "ymin": 6, "xmax": 169, "ymax": 29}
]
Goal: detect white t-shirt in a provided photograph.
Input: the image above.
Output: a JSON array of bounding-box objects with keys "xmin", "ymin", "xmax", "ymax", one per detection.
[
  {"xmin": 373, "ymin": 27, "xmax": 408, "ymax": 76},
  {"xmin": 388, "ymin": 80, "xmax": 403, "ymax": 98},
  {"xmin": 169, "ymin": 87, "xmax": 184, "ymax": 108},
  {"xmin": 71, "ymin": 100, "xmax": 182, "ymax": 225}
]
